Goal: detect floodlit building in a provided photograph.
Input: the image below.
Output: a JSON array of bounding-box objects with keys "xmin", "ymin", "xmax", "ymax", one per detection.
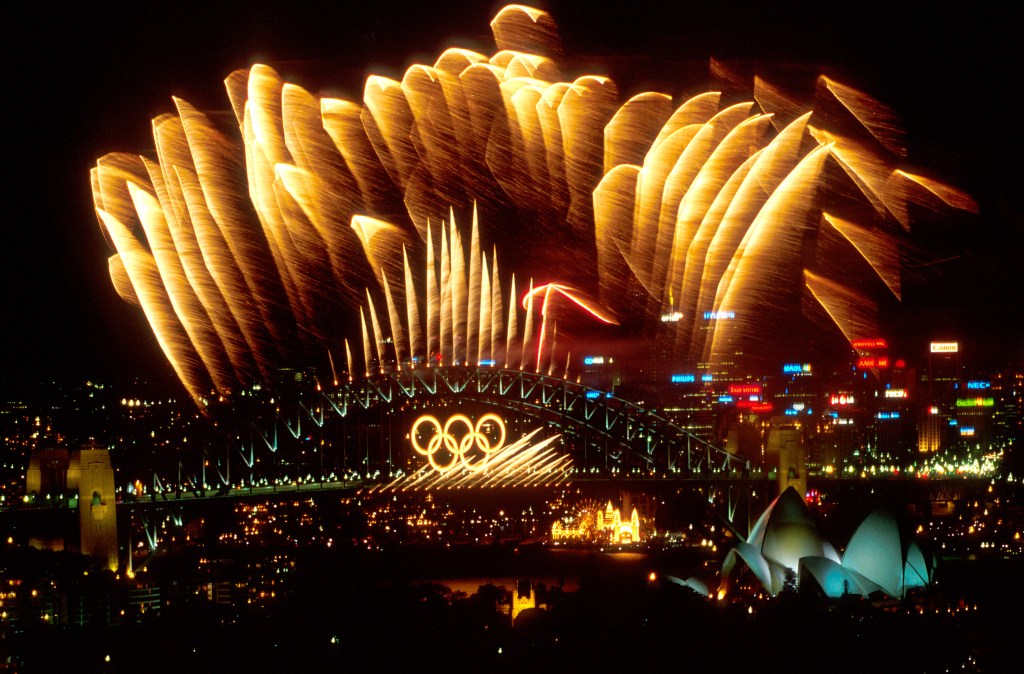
[
  {"xmin": 73, "ymin": 441, "xmax": 118, "ymax": 571},
  {"xmin": 766, "ymin": 418, "xmax": 807, "ymax": 497},
  {"xmin": 596, "ymin": 501, "xmax": 640, "ymax": 544},
  {"xmin": 801, "ymin": 511, "xmax": 933, "ymax": 598},
  {"xmin": 721, "ymin": 488, "xmax": 934, "ymax": 599},
  {"xmin": 25, "ymin": 447, "xmax": 70, "ymax": 497},
  {"xmin": 918, "ymin": 406, "xmax": 944, "ymax": 453},
  {"xmin": 510, "ymin": 580, "xmax": 548, "ymax": 623},
  {"xmin": 551, "ymin": 499, "xmax": 643, "ymax": 544},
  {"xmin": 25, "ymin": 441, "xmax": 118, "ymax": 572}
]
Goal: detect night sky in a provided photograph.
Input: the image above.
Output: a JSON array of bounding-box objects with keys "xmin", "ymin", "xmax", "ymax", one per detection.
[{"xmin": 4, "ymin": 1, "xmax": 1021, "ymax": 392}]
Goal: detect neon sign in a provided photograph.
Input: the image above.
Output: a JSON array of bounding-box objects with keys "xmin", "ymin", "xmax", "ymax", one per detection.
[
  {"xmin": 956, "ymin": 397, "xmax": 994, "ymax": 408},
  {"xmin": 830, "ymin": 394, "xmax": 855, "ymax": 406},
  {"xmin": 857, "ymin": 357, "xmax": 889, "ymax": 369},
  {"xmin": 670, "ymin": 374, "xmax": 695, "ymax": 383},
  {"xmin": 783, "ymin": 363, "xmax": 812, "ymax": 374},
  {"xmin": 884, "ymin": 389, "xmax": 907, "ymax": 398},
  {"xmin": 737, "ymin": 401, "xmax": 772, "ymax": 413},
  {"xmin": 583, "ymin": 356, "xmax": 605, "ymax": 365},
  {"xmin": 930, "ymin": 342, "xmax": 959, "ymax": 353},
  {"xmin": 966, "ymin": 381, "xmax": 991, "ymax": 390},
  {"xmin": 852, "ymin": 338, "xmax": 888, "ymax": 349},
  {"xmin": 728, "ymin": 384, "xmax": 762, "ymax": 395},
  {"xmin": 703, "ymin": 311, "xmax": 735, "ymax": 320}
]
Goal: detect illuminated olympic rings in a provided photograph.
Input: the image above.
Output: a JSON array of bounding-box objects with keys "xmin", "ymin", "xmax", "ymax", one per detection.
[{"xmin": 410, "ymin": 413, "xmax": 507, "ymax": 474}]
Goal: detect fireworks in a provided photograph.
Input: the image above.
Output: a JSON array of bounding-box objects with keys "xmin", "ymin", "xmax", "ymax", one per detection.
[
  {"xmin": 369, "ymin": 414, "xmax": 571, "ymax": 492},
  {"xmin": 91, "ymin": 4, "xmax": 974, "ymax": 401}
]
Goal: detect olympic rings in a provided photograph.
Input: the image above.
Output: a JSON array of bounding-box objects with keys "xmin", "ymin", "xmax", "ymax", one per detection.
[{"xmin": 410, "ymin": 413, "xmax": 506, "ymax": 474}]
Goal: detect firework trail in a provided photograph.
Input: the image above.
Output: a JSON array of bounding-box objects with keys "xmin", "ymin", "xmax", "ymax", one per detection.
[{"xmin": 92, "ymin": 4, "xmax": 975, "ymax": 401}]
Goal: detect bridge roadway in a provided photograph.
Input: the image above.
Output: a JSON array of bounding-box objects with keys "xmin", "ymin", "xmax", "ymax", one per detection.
[
  {"xmin": 122, "ymin": 478, "xmax": 364, "ymax": 507},
  {"xmin": 119, "ymin": 472, "xmax": 774, "ymax": 510},
  {"xmin": 6, "ymin": 475, "xmax": 995, "ymax": 516}
]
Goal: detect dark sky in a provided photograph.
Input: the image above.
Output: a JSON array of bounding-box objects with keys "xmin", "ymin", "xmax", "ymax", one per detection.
[{"xmin": 4, "ymin": 1, "xmax": 1021, "ymax": 392}]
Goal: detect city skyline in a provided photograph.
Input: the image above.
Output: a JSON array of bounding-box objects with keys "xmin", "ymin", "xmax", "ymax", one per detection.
[
  {"xmin": 5, "ymin": 1, "xmax": 1021, "ymax": 392},
  {"xmin": 4, "ymin": 6, "xmax": 1023, "ymax": 671}
]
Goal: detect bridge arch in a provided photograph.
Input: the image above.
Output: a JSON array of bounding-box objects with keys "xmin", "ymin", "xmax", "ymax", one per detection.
[{"xmin": 232, "ymin": 367, "xmax": 746, "ymax": 485}]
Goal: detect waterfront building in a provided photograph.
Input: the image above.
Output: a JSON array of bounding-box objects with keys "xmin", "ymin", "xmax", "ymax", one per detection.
[
  {"xmin": 23, "ymin": 441, "xmax": 118, "ymax": 572},
  {"xmin": 596, "ymin": 501, "xmax": 641, "ymax": 544},
  {"xmin": 721, "ymin": 488, "xmax": 934, "ymax": 599},
  {"xmin": 70, "ymin": 442, "xmax": 118, "ymax": 572}
]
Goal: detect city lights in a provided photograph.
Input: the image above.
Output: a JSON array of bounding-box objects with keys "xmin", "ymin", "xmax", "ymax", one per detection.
[{"xmin": 3, "ymin": 3, "xmax": 1017, "ymax": 671}]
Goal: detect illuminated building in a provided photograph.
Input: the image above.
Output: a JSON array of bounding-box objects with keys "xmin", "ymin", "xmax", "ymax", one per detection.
[
  {"xmin": 721, "ymin": 488, "xmax": 934, "ymax": 599},
  {"xmin": 871, "ymin": 408, "xmax": 911, "ymax": 461},
  {"xmin": 772, "ymin": 363, "xmax": 827, "ymax": 473},
  {"xmin": 955, "ymin": 395, "xmax": 995, "ymax": 449},
  {"xmin": 801, "ymin": 511, "xmax": 934, "ymax": 599},
  {"xmin": 22, "ymin": 441, "xmax": 118, "ymax": 570},
  {"xmin": 661, "ymin": 371, "xmax": 719, "ymax": 443},
  {"xmin": 596, "ymin": 500, "xmax": 641, "ymax": 544},
  {"xmin": 774, "ymin": 363, "xmax": 817, "ymax": 427},
  {"xmin": 924, "ymin": 340, "xmax": 962, "ymax": 412},
  {"xmin": 25, "ymin": 447, "xmax": 70, "ymax": 498},
  {"xmin": 766, "ymin": 417, "xmax": 806, "ymax": 497},
  {"xmin": 720, "ymin": 488, "xmax": 837, "ymax": 596},
  {"xmin": 928, "ymin": 342, "xmax": 962, "ymax": 382},
  {"xmin": 992, "ymin": 367, "xmax": 1022, "ymax": 448},
  {"xmin": 918, "ymin": 406, "xmax": 944, "ymax": 453},
  {"xmin": 550, "ymin": 520, "xmax": 586, "ymax": 541},
  {"xmin": 510, "ymin": 580, "xmax": 547, "ymax": 624},
  {"xmin": 818, "ymin": 387, "xmax": 863, "ymax": 468},
  {"xmin": 551, "ymin": 496, "xmax": 645, "ymax": 544},
  {"xmin": 580, "ymin": 355, "xmax": 620, "ymax": 392},
  {"xmin": 70, "ymin": 441, "xmax": 119, "ymax": 572},
  {"xmin": 863, "ymin": 354, "xmax": 916, "ymax": 462}
]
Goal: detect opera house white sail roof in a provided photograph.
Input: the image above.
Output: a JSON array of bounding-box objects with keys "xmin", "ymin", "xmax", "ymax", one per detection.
[{"xmin": 721, "ymin": 487, "xmax": 934, "ymax": 599}]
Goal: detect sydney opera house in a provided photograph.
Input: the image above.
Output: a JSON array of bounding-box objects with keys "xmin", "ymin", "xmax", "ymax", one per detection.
[
  {"xmin": 89, "ymin": 4, "xmax": 975, "ymax": 402},
  {"xmin": 721, "ymin": 487, "xmax": 936, "ymax": 599}
]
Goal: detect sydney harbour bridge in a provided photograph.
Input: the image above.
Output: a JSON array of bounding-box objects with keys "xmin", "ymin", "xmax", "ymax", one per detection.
[
  {"xmin": 90, "ymin": 1, "xmax": 970, "ymax": 534},
  {"xmin": 136, "ymin": 364, "xmax": 750, "ymax": 505},
  {"xmin": 117, "ymin": 363, "xmax": 766, "ymax": 564}
]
